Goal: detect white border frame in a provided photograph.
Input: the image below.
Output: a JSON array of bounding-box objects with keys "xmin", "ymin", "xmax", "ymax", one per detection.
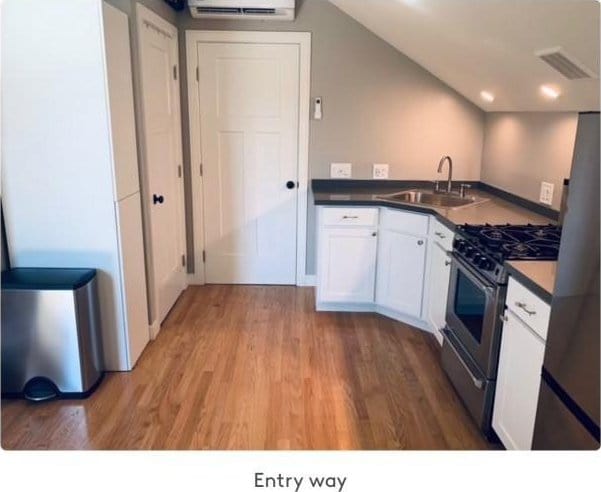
[
  {"xmin": 185, "ymin": 30, "xmax": 312, "ymax": 286},
  {"xmin": 136, "ymin": 4, "xmax": 188, "ymax": 335}
]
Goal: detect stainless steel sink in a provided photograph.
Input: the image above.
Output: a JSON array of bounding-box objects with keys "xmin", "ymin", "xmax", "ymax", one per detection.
[{"xmin": 376, "ymin": 189, "xmax": 489, "ymax": 210}]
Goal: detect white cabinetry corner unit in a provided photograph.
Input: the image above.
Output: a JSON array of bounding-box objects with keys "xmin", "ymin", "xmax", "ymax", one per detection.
[
  {"xmin": 316, "ymin": 205, "xmax": 436, "ymax": 331},
  {"xmin": 492, "ymin": 277, "xmax": 551, "ymax": 450},
  {"xmin": 424, "ymin": 220, "xmax": 455, "ymax": 344},
  {"xmin": 2, "ymin": 0, "xmax": 150, "ymax": 371},
  {"xmin": 376, "ymin": 208, "xmax": 429, "ymax": 321}
]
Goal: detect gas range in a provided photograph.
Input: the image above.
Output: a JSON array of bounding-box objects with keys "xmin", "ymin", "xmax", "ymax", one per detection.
[{"xmin": 453, "ymin": 224, "xmax": 562, "ymax": 284}]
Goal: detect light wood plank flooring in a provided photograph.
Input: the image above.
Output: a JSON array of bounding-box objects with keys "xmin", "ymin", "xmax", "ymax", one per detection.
[{"xmin": 2, "ymin": 286, "xmax": 490, "ymax": 450}]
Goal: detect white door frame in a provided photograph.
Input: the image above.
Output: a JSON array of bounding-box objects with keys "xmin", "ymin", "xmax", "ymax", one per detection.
[
  {"xmin": 135, "ymin": 4, "xmax": 187, "ymax": 337},
  {"xmin": 185, "ymin": 30, "xmax": 312, "ymax": 286}
]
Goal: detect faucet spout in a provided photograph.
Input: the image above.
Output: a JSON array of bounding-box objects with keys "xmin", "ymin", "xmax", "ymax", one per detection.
[{"xmin": 437, "ymin": 155, "xmax": 453, "ymax": 193}]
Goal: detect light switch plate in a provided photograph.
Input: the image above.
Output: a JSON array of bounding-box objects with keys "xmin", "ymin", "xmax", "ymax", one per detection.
[
  {"xmin": 539, "ymin": 181, "xmax": 554, "ymax": 205},
  {"xmin": 330, "ymin": 162, "xmax": 352, "ymax": 179},
  {"xmin": 373, "ymin": 163, "xmax": 389, "ymax": 179}
]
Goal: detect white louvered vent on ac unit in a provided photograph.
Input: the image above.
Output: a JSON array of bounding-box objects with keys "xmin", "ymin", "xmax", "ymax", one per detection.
[
  {"xmin": 188, "ymin": 0, "xmax": 295, "ymax": 20},
  {"xmin": 535, "ymin": 47, "xmax": 597, "ymax": 80}
]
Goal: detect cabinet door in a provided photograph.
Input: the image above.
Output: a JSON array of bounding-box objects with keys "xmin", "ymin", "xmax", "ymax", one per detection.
[
  {"xmin": 317, "ymin": 227, "xmax": 377, "ymax": 303},
  {"xmin": 492, "ymin": 310, "xmax": 546, "ymax": 450},
  {"xmin": 426, "ymin": 242, "xmax": 452, "ymax": 343},
  {"xmin": 103, "ymin": 2, "xmax": 140, "ymax": 201},
  {"xmin": 376, "ymin": 229, "xmax": 427, "ymax": 318},
  {"xmin": 116, "ymin": 192, "xmax": 150, "ymax": 369}
]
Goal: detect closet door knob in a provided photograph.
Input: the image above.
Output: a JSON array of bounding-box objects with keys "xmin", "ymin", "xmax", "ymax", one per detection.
[{"xmin": 153, "ymin": 194, "xmax": 164, "ymax": 205}]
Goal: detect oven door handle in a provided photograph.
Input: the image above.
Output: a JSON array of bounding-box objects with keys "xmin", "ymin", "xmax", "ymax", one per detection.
[
  {"xmin": 440, "ymin": 328, "xmax": 485, "ymax": 390},
  {"xmin": 447, "ymin": 251, "xmax": 496, "ymax": 292}
]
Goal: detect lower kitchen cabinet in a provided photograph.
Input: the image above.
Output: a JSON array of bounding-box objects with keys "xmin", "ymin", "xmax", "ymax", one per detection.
[
  {"xmin": 316, "ymin": 207, "xmax": 378, "ymax": 304},
  {"xmin": 493, "ymin": 278, "xmax": 550, "ymax": 450},
  {"xmin": 425, "ymin": 220, "xmax": 454, "ymax": 344},
  {"xmin": 316, "ymin": 205, "xmax": 431, "ymax": 324},
  {"xmin": 375, "ymin": 227, "xmax": 427, "ymax": 319}
]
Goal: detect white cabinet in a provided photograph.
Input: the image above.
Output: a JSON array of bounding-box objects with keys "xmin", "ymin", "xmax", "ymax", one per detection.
[
  {"xmin": 2, "ymin": 1, "xmax": 149, "ymax": 371},
  {"xmin": 317, "ymin": 208, "xmax": 378, "ymax": 305},
  {"xmin": 492, "ymin": 278, "xmax": 549, "ymax": 450},
  {"xmin": 375, "ymin": 224, "xmax": 428, "ymax": 319},
  {"xmin": 425, "ymin": 220, "xmax": 454, "ymax": 344},
  {"xmin": 316, "ymin": 206, "xmax": 431, "ymax": 323}
]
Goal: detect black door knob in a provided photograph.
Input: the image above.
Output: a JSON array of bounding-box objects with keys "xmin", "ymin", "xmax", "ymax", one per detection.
[
  {"xmin": 286, "ymin": 181, "xmax": 296, "ymax": 189},
  {"xmin": 153, "ymin": 194, "xmax": 164, "ymax": 205}
]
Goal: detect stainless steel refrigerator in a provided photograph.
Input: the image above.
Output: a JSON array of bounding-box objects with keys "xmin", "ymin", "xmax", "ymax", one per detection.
[{"xmin": 532, "ymin": 112, "xmax": 600, "ymax": 450}]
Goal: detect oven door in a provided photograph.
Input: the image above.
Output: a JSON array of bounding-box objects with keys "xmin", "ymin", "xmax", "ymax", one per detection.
[{"xmin": 445, "ymin": 252, "xmax": 504, "ymax": 378}]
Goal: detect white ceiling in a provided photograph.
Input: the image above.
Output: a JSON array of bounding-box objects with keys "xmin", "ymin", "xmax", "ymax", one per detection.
[{"xmin": 328, "ymin": 0, "xmax": 600, "ymax": 112}]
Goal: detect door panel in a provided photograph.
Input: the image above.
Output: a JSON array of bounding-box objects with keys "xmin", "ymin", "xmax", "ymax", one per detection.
[
  {"xmin": 427, "ymin": 241, "xmax": 452, "ymax": 341},
  {"xmin": 492, "ymin": 310, "xmax": 545, "ymax": 450},
  {"xmin": 197, "ymin": 43, "xmax": 299, "ymax": 284},
  {"xmin": 138, "ymin": 10, "xmax": 186, "ymax": 322},
  {"xmin": 115, "ymin": 193, "xmax": 149, "ymax": 368},
  {"xmin": 376, "ymin": 229, "xmax": 427, "ymax": 318},
  {"xmin": 318, "ymin": 228, "xmax": 377, "ymax": 303}
]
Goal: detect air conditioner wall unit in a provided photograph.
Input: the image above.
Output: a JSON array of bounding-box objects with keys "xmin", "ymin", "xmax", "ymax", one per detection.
[{"xmin": 188, "ymin": 0, "xmax": 296, "ymax": 21}]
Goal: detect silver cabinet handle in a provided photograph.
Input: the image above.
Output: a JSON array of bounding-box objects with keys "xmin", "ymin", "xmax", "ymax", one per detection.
[
  {"xmin": 342, "ymin": 215, "xmax": 358, "ymax": 219},
  {"xmin": 417, "ymin": 240, "xmax": 424, "ymax": 245},
  {"xmin": 371, "ymin": 232, "xmax": 377, "ymax": 237},
  {"xmin": 435, "ymin": 232, "xmax": 446, "ymax": 239},
  {"xmin": 515, "ymin": 301, "xmax": 536, "ymax": 316},
  {"xmin": 444, "ymin": 260, "xmax": 451, "ymax": 266}
]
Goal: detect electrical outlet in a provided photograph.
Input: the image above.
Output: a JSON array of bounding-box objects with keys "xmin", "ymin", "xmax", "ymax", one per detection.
[
  {"xmin": 539, "ymin": 181, "xmax": 554, "ymax": 205},
  {"xmin": 372, "ymin": 163, "xmax": 389, "ymax": 179},
  {"xmin": 330, "ymin": 162, "xmax": 352, "ymax": 179}
]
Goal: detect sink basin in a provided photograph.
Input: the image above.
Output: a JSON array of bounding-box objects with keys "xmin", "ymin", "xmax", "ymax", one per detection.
[{"xmin": 376, "ymin": 189, "xmax": 488, "ymax": 210}]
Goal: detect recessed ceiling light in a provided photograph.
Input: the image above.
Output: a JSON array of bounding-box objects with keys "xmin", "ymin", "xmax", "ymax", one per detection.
[
  {"xmin": 480, "ymin": 91, "xmax": 495, "ymax": 103},
  {"xmin": 540, "ymin": 85, "xmax": 560, "ymax": 99}
]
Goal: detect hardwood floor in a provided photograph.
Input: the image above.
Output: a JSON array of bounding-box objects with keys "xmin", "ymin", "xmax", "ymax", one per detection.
[{"xmin": 2, "ymin": 286, "xmax": 491, "ymax": 450}]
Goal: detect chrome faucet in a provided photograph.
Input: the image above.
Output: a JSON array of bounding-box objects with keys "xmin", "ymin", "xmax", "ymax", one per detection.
[{"xmin": 437, "ymin": 155, "xmax": 453, "ymax": 193}]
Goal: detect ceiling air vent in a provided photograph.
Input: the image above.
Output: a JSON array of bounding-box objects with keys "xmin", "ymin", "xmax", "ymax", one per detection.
[{"xmin": 535, "ymin": 47, "xmax": 597, "ymax": 80}]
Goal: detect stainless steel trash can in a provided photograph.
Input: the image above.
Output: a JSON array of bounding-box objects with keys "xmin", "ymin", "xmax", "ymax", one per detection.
[{"xmin": 1, "ymin": 268, "xmax": 104, "ymax": 401}]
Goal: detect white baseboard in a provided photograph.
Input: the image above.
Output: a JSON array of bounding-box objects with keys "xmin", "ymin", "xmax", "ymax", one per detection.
[
  {"xmin": 374, "ymin": 305, "xmax": 432, "ymax": 334},
  {"xmin": 187, "ymin": 273, "xmax": 205, "ymax": 285},
  {"xmin": 149, "ymin": 320, "xmax": 160, "ymax": 340},
  {"xmin": 297, "ymin": 274, "xmax": 316, "ymax": 287},
  {"xmin": 316, "ymin": 301, "xmax": 375, "ymax": 312}
]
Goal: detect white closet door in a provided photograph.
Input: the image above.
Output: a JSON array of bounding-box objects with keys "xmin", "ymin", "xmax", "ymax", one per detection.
[
  {"xmin": 196, "ymin": 42, "xmax": 300, "ymax": 284},
  {"xmin": 137, "ymin": 5, "xmax": 186, "ymax": 323}
]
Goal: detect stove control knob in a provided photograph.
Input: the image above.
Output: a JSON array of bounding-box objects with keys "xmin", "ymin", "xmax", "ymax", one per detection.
[
  {"xmin": 455, "ymin": 240, "xmax": 466, "ymax": 252},
  {"xmin": 479, "ymin": 258, "xmax": 493, "ymax": 270},
  {"xmin": 472, "ymin": 253, "xmax": 482, "ymax": 263}
]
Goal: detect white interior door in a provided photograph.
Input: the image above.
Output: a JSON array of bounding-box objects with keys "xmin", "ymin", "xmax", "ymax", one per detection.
[
  {"xmin": 196, "ymin": 42, "xmax": 300, "ymax": 284},
  {"xmin": 137, "ymin": 6, "xmax": 186, "ymax": 322}
]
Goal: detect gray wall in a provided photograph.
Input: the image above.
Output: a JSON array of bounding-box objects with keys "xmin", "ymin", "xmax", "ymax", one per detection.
[
  {"xmin": 481, "ymin": 112, "xmax": 578, "ymax": 211},
  {"xmin": 176, "ymin": 0, "xmax": 485, "ymax": 275},
  {"xmin": 105, "ymin": 0, "xmax": 176, "ymax": 22}
]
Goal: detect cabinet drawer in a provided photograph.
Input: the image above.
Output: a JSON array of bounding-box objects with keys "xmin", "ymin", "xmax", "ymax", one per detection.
[
  {"xmin": 321, "ymin": 207, "xmax": 378, "ymax": 227},
  {"xmin": 380, "ymin": 207, "xmax": 429, "ymax": 236},
  {"xmin": 506, "ymin": 277, "xmax": 551, "ymax": 340},
  {"xmin": 430, "ymin": 219, "xmax": 454, "ymax": 251}
]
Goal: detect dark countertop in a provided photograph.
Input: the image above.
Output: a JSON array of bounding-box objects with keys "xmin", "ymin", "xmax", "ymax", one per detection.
[
  {"xmin": 313, "ymin": 179, "xmax": 559, "ymax": 301},
  {"xmin": 313, "ymin": 181, "xmax": 554, "ymax": 231},
  {"xmin": 505, "ymin": 261, "xmax": 557, "ymax": 304}
]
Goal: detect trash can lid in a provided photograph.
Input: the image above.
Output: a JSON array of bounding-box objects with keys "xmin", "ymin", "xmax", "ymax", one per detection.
[{"xmin": 1, "ymin": 268, "xmax": 97, "ymax": 290}]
